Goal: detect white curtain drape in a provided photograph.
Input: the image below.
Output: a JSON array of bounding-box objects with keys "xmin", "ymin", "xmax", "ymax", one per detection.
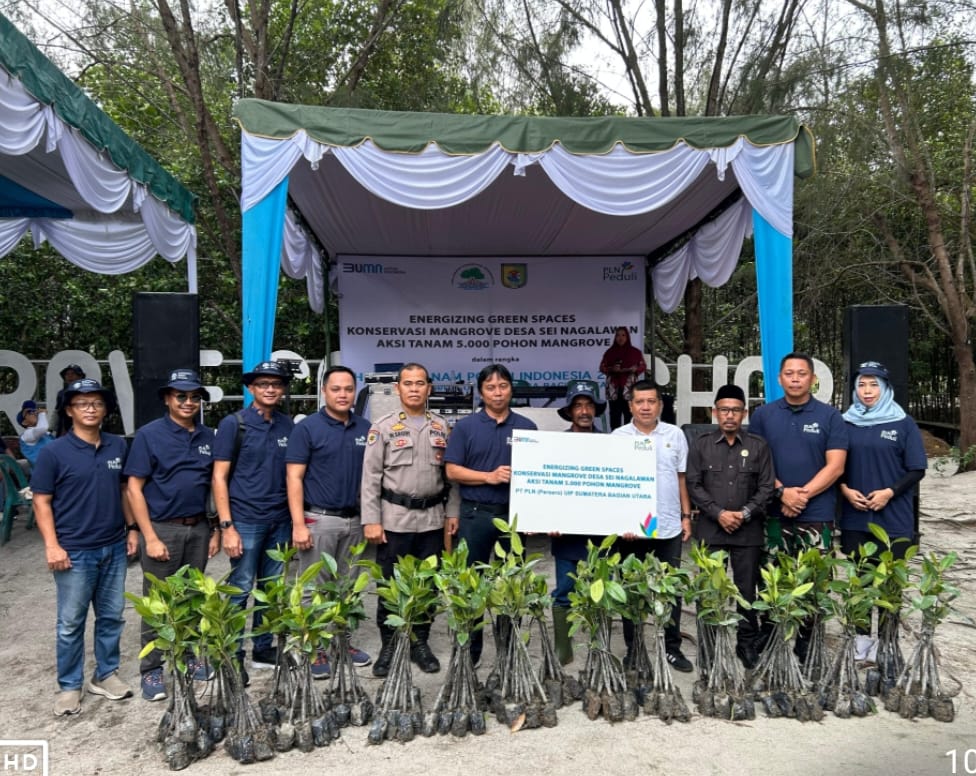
[
  {"xmin": 0, "ymin": 66, "xmax": 197, "ymax": 279},
  {"xmin": 241, "ymin": 130, "xmax": 794, "ymax": 311}
]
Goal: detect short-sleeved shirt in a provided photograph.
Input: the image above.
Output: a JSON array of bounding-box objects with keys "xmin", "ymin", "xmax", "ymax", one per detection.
[
  {"xmin": 611, "ymin": 420, "xmax": 688, "ymax": 540},
  {"xmin": 214, "ymin": 406, "xmax": 293, "ymax": 525},
  {"xmin": 123, "ymin": 415, "xmax": 215, "ymax": 519},
  {"xmin": 443, "ymin": 408, "xmax": 537, "ymax": 504},
  {"xmin": 840, "ymin": 417, "xmax": 926, "ymax": 539},
  {"xmin": 30, "ymin": 432, "xmax": 128, "ymax": 551},
  {"xmin": 360, "ymin": 409, "xmax": 461, "ymax": 533},
  {"xmin": 285, "ymin": 409, "xmax": 370, "ymax": 509},
  {"xmin": 686, "ymin": 429, "xmax": 776, "ymax": 547},
  {"xmin": 748, "ymin": 396, "xmax": 849, "ymax": 523}
]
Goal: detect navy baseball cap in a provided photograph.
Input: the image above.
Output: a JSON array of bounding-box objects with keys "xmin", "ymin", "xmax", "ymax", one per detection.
[
  {"xmin": 558, "ymin": 382, "xmax": 607, "ymax": 421},
  {"xmin": 242, "ymin": 360, "xmax": 290, "ymax": 386},
  {"xmin": 855, "ymin": 361, "xmax": 890, "ymax": 381},
  {"xmin": 157, "ymin": 369, "xmax": 211, "ymax": 401},
  {"xmin": 16, "ymin": 400, "xmax": 38, "ymax": 425},
  {"xmin": 62, "ymin": 379, "xmax": 117, "ymax": 411},
  {"xmin": 59, "ymin": 364, "xmax": 86, "ymax": 380}
]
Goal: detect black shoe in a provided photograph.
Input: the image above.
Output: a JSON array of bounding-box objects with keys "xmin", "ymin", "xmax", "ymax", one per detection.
[
  {"xmin": 251, "ymin": 647, "xmax": 278, "ymax": 668},
  {"xmin": 239, "ymin": 666, "xmax": 250, "ymax": 688},
  {"xmin": 666, "ymin": 650, "xmax": 693, "ymax": 673},
  {"xmin": 372, "ymin": 642, "xmax": 395, "ymax": 678},
  {"xmin": 410, "ymin": 642, "xmax": 441, "ymax": 674},
  {"xmin": 736, "ymin": 642, "xmax": 759, "ymax": 670}
]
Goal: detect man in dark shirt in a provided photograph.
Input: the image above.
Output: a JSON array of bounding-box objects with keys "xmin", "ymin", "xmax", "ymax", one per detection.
[
  {"xmin": 686, "ymin": 384, "xmax": 775, "ymax": 669},
  {"xmin": 126, "ymin": 369, "xmax": 218, "ymax": 701}
]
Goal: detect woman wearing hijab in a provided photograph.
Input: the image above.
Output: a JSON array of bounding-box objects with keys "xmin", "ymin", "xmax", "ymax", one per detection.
[
  {"xmin": 599, "ymin": 326, "xmax": 646, "ymax": 429},
  {"xmin": 839, "ymin": 361, "xmax": 926, "ymax": 659}
]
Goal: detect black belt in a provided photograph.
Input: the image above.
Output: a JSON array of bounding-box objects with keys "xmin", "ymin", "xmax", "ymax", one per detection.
[
  {"xmin": 462, "ymin": 499, "xmax": 509, "ymax": 513},
  {"xmin": 164, "ymin": 514, "xmax": 207, "ymax": 526},
  {"xmin": 304, "ymin": 504, "xmax": 359, "ymax": 518},
  {"xmin": 381, "ymin": 486, "xmax": 450, "ymax": 510}
]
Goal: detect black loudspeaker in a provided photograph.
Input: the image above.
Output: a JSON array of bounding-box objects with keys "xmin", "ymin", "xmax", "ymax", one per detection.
[
  {"xmin": 842, "ymin": 305, "xmax": 909, "ymax": 409},
  {"xmin": 133, "ymin": 293, "xmax": 200, "ymax": 430}
]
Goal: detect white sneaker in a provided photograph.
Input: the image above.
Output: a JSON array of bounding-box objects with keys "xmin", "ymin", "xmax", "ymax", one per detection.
[{"xmin": 854, "ymin": 634, "xmax": 878, "ymax": 662}]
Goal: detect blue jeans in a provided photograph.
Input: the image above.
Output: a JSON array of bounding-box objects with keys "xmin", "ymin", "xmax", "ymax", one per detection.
[
  {"xmin": 227, "ymin": 519, "xmax": 291, "ymax": 655},
  {"xmin": 53, "ymin": 540, "xmax": 128, "ymax": 690}
]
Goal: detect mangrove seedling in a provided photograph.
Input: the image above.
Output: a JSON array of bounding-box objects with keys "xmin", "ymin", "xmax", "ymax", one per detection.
[
  {"xmin": 428, "ymin": 540, "xmax": 490, "ymax": 736},
  {"xmin": 798, "ymin": 547, "xmax": 834, "ymax": 690},
  {"xmin": 128, "ymin": 566, "xmax": 210, "ymax": 771},
  {"xmin": 861, "ymin": 524, "xmax": 916, "ymax": 699},
  {"xmin": 750, "ymin": 553, "xmax": 824, "ymax": 721},
  {"xmin": 365, "ymin": 552, "xmax": 441, "ymax": 744},
  {"xmin": 320, "ymin": 542, "xmax": 374, "ymax": 728},
  {"xmin": 483, "ymin": 517, "xmax": 557, "ymax": 730},
  {"xmin": 819, "ymin": 551, "xmax": 878, "ymax": 718},
  {"xmin": 252, "ymin": 553, "xmax": 339, "ymax": 752},
  {"xmin": 885, "ymin": 550, "xmax": 960, "ymax": 722},
  {"xmin": 568, "ymin": 536, "xmax": 630, "ymax": 723},
  {"xmin": 634, "ymin": 551, "xmax": 692, "ymax": 724},
  {"xmin": 686, "ymin": 544, "xmax": 754, "ymax": 720}
]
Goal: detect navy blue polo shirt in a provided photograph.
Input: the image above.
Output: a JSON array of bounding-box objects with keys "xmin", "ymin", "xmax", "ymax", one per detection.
[
  {"xmin": 31, "ymin": 432, "xmax": 128, "ymax": 551},
  {"xmin": 444, "ymin": 409, "xmax": 537, "ymax": 504},
  {"xmin": 214, "ymin": 407, "xmax": 293, "ymax": 524},
  {"xmin": 748, "ymin": 396, "xmax": 849, "ymax": 522},
  {"xmin": 840, "ymin": 417, "xmax": 926, "ymax": 539},
  {"xmin": 285, "ymin": 409, "xmax": 369, "ymax": 509},
  {"xmin": 123, "ymin": 415, "xmax": 215, "ymax": 519}
]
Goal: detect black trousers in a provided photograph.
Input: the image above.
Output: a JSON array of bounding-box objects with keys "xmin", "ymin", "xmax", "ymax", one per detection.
[{"xmin": 375, "ymin": 528, "xmax": 444, "ymax": 644}]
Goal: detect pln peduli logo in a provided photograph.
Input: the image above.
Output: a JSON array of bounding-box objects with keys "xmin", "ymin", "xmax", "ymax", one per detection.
[
  {"xmin": 500, "ymin": 263, "xmax": 528, "ymax": 289},
  {"xmin": 452, "ymin": 263, "xmax": 494, "ymax": 291},
  {"xmin": 640, "ymin": 512, "xmax": 659, "ymax": 538},
  {"xmin": 602, "ymin": 260, "xmax": 639, "ymax": 282}
]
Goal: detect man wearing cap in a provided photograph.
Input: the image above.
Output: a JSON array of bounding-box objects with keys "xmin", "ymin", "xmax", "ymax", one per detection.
[
  {"xmin": 549, "ymin": 382, "xmax": 606, "ymax": 665},
  {"xmin": 212, "ymin": 361, "xmax": 294, "ymax": 681},
  {"xmin": 53, "ymin": 364, "xmax": 85, "ymax": 437},
  {"xmin": 31, "ymin": 379, "xmax": 139, "ymax": 716},
  {"xmin": 18, "ymin": 400, "xmax": 54, "ymax": 468},
  {"xmin": 747, "ymin": 352, "xmax": 848, "ymax": 659},
  {"xmin": 125, "ymin": 369, "xmax": 218, "ymax": 701},
  {"xmin": 287, "ymin": 365, "xmax": 372, "ymax": 676},
  {"xmin": 361, "ymin": 363, "xmax": 460, "ymax": 677},
  {"xmin": 686, "ymin": 384, "xmax": 775, "ymax": 669},
  {"xmin": 612, "ymin": 379, "xmax": 694, "ymax": 672}
]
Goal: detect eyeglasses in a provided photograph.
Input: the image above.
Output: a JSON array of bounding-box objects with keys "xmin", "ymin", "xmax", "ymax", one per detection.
[
  {"xmin": 70, "ymin": 400, "xmax": 106, "ymax": 411},
  {"xmin": 715, "ymin": 407, "xmax": 745, "ymax": 416},
  {"xmin": 174, "ymin": 393, "xmax": 203, "ymax": 405},
  {"xmin": 252, "ymin": 381, "xmax": 284, "ymax": 390}
]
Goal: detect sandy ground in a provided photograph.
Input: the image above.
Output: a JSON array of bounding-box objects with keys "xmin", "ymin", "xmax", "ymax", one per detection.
[{"xmin": 1, "ymin": 461, "xmax": 974, "ymax": 776}]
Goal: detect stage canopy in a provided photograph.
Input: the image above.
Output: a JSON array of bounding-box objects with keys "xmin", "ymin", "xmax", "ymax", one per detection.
[
  {"xmin": 233, "ymin": 99, "xmax": 815, "ymax": 397},
  {"xmin": 0, "ymin": 14, "xmax": 198, "ymax": 288}
]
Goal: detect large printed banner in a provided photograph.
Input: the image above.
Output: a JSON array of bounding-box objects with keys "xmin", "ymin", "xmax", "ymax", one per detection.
[
  {"xmin": 511, "ymin": 430, "xmax": 658, "ymax": 537},
  {"xmin": 336, "ymin": 256, "xmax": 645, "ymax": 385}
]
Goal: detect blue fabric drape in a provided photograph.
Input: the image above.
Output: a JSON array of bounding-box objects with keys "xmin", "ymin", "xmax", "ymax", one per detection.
[
  {"xmin": 241, "ymin": 176, "xmax": 288, "ymax": 405},
  {"xmin": 753, "ymin": 209, "xmax": 793, "ymax": 403}
]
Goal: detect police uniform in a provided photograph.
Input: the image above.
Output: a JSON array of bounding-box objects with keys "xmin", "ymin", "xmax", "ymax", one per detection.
[{"xmin": 361, "ymin": 409, "xmax": 460, "ymax": 667}]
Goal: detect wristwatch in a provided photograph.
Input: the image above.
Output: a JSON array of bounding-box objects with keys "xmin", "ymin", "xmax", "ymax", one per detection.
[
  {"xmin": 219, "ymin": 520, "xmax": 234, "ymax": 530},
  {"xmin": 773, "ymin": 485, "xmax": 784, "ymax": 500},
  {"xmin": 125, "ymin": 524, "xmax": 139, "ymax": 533},
  {"xmin": 741, "ymin": 506, "xmax": 752, "ymax": 523}
]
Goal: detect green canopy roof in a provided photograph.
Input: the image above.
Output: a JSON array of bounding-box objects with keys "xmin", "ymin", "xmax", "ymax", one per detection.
[
  {"xmin": 233, "ymin": 99, "xmax": 814, "ymax": 178},
  {"xmin": 0, "ymin": 12, "xmax": 196, "ymax": 223}
]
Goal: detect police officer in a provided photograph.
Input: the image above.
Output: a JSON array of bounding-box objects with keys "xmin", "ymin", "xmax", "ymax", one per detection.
[{"xmin": 361, "ymin": 363, "xmax": 460, "ymax": 676}]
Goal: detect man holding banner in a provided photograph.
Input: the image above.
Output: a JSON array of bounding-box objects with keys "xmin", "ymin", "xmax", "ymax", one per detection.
[
  {"xmin": 611, "ymin": 379, "xmax": 693, "ymax": 672},
  {"xmin": 444, "ymin": 364, "xmax": 537, "ymax": 665}
]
